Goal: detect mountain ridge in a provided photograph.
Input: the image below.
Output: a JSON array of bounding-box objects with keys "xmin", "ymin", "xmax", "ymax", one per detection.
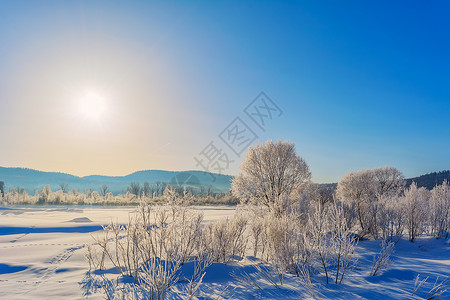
[
  {"xmin": 405, "ymin": 170, "xmax": 450, "ymax": 190},
  {"xmin": 0, "ymin": 167, "xmax": 232, "ymax": 195}
]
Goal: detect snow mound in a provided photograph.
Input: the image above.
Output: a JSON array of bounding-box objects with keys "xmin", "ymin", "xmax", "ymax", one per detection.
[{"xmin": 67, "ymin": 217, "xmax": 92, "ymax": 223}]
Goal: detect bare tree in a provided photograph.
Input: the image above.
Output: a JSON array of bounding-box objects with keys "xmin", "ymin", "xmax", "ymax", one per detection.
[
  {"xmin": 99, "ymin": 184, "xmax": 109, "ymax": 198},
  {"xmin": 0, "ymin": 181, "xmax": 4, "ymax": 197},
  {"xmin": 59, "ymin": 183, "xmax": 69, "ymax": 193},
  {"xmin": 143, "ymin": 182, "xmax": 152, "ymax": 197},
  {"xmin": 232, "ymin": 140, "xmax": 311, "ymax": 214},
  {"xmin": 128, "ymin": 182, "xmax": 142, "ymax": 198},
  {"xmin": 155, "ymin": 182, "xmax": 168, "ymax": 197}
]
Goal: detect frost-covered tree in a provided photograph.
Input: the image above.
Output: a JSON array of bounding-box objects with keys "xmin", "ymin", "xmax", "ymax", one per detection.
[
  {"xmin": 403, "ymin": 182, "xmax": 428, "ymax": 242},
  {"xmin": 329, "ymin": 200, "xmax": 357, "ymax": 284},
  {"xmin": 308, "ymin": 202, "xmax": 332, "ymax": 283},
  {"xmin": 372, "ymin": 167, "xmax": 405, "ymax": 199},
  {"xmin": 308, "ymin": 200, "xmax": 357, "ymax": 284},
  {"xmin": 378, "ymin": 194, "xmax": 405, "ymax": 242},
  {"xmin": 429, "ymin": 180, "xmax": 449, "ymax": 239},
  {"xmin": 232, "ymin": 140, "xmax": 311, "ymax": 214},
  {"xmin": 337, "ymin": 166, "xmax": 404, "ymax": 237},
  {"xmin": 336, "ymin": 169, "xmax": 375, "ymax": 235},
  {"xmin": 371, "ymin": 167, "xmax": 405, "ymax": 238},
  {"xmin": 38, "ymin": 184, "xmax": 52, "ymax": 204},
  {"xmin": 309, "ymin": 184, "xmax": 335, "ymax": 207}
]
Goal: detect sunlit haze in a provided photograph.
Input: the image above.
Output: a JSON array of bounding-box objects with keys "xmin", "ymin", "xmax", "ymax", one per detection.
[{"xmin": 79, "ymin": 92, "xmax": 107, "ymax": 122}]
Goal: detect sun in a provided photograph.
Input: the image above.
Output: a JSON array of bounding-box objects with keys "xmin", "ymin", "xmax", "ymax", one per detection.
[{"xmin": 79, "ymin": 92, "xmax": 106, "ymax": 121}]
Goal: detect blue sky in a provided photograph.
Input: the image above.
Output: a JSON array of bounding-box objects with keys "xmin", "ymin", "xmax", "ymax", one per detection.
[{"xmin": 0, "ymin": 1, "xmax": 449, "ymax": 182}]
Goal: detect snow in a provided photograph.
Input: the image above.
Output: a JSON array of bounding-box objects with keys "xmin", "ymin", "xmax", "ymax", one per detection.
[{"xmin": 1, "ymin": 206, "xmax": 449, "ymax": 299}]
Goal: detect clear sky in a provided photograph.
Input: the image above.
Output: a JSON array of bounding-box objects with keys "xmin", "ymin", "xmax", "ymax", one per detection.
[{"xmin": 0, "ymin": 1, "xmax": 449, "ymax": 183}]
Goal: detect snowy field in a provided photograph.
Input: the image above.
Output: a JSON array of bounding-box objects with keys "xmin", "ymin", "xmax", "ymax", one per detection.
[{"xmin": 1, "ymin": 206, "xmax": 449, "ymax": 299}]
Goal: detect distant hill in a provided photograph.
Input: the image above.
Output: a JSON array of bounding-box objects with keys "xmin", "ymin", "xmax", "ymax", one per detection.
[
  {"xmin": 0, "ymin": 167, "xmax": 232, "ymax": 195},
  {"xmin": 406, "ymin": 170, "xmax": 450, "ymax": 190},
  {"xmin": 317, "ymin": 170, "xmax": 450, "ymax": 191}
]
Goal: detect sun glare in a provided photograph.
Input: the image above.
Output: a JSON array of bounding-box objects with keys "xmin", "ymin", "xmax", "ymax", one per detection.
[{"xmin": 79, "ymin": 92, "xmax": 106, "ymax": 121}]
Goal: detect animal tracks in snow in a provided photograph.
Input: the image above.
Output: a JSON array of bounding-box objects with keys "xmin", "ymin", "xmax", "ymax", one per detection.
[{"xmin": 19, "ymin": 243, "xmax": 87, "ymax": 295}]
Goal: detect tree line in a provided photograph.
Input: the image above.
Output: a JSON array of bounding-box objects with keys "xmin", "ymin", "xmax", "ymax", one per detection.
[{"xmin": 0, "ymin": 181, "xmax": 236, "ymax": 206}]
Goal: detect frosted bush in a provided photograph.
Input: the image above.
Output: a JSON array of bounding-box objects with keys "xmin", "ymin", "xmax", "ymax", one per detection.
[
  {"xmin": 204, "ymin": 210, "xmax": 248, "ymax": 263},
  {"xmin": 85, "ymin": 202, "xmax": 209, "ymax": 299},
  {"xmin": 370, "ymin": 240, "xmax": 395, "ymax": 276},
  {"xmin": 328, "ymin": 200, "xmax": 358, "ymax": 284},
  {"xmin": 263, "ymin": 212, "xmax": 308, "ymax": 275}
]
